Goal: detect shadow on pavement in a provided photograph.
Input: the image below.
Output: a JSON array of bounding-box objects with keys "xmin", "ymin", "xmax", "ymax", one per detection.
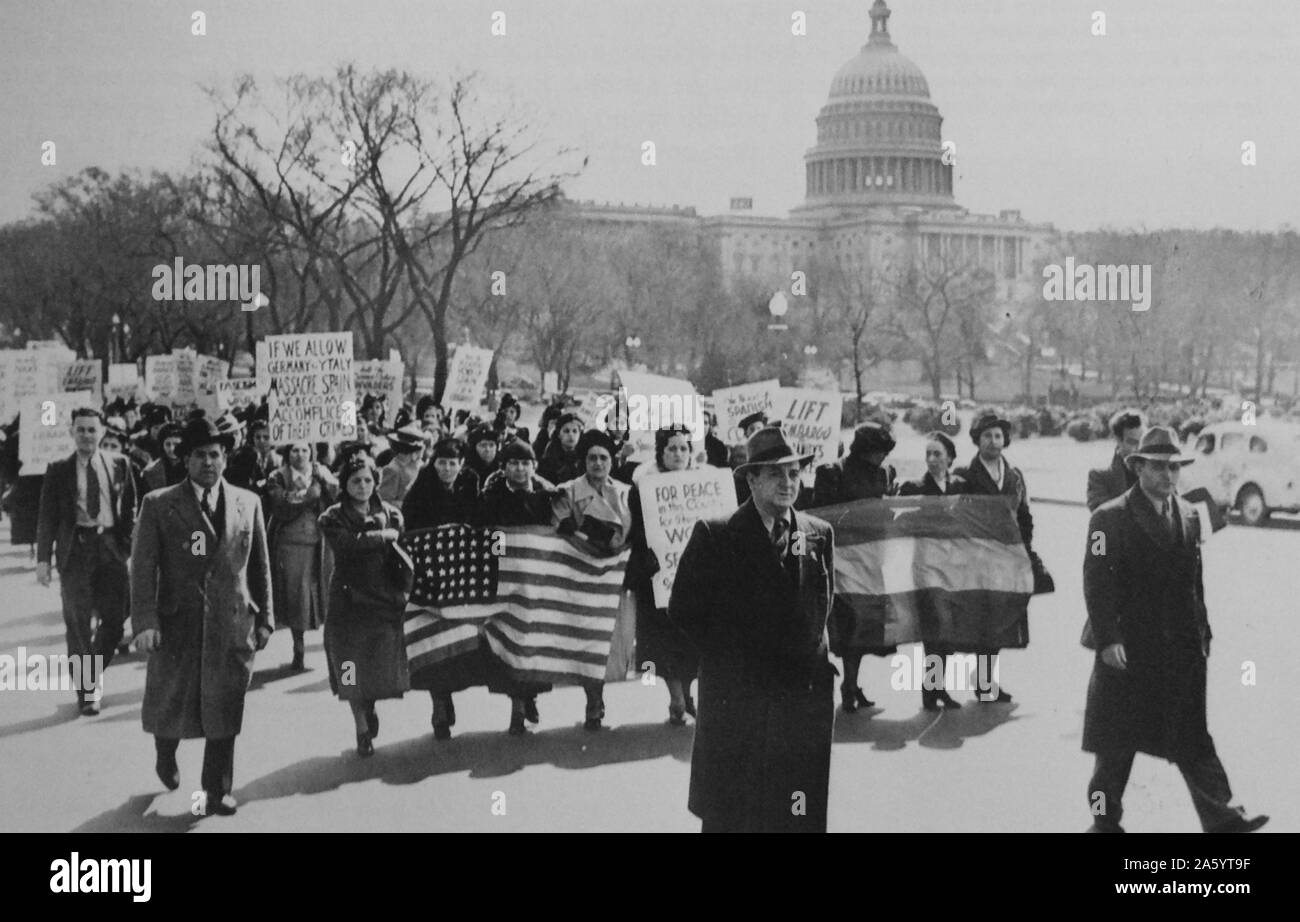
[
  {"xmin": 71, "ymin": 793, "xmax": 203, "ymax": 833},
  {"xmin": 833, "ymin": 701, "xmax": 1019, "ymax": 751},
  {"xmin": 0, "ymin": 701, "xmax": 83, "ymax": 739},
  {"xmin": 232, "ymin": 720, "xmax": 695, "ymax": 809}
]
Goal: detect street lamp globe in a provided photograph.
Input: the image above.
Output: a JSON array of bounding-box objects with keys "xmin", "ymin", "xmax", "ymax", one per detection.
[{"xmin": 768, "ymin": 290, "xmax": 789, "ymax": 320}]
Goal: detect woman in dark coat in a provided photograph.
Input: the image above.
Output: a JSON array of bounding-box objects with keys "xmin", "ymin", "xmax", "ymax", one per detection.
[
  {"xmin": 464, "ymin": 425, "xmax": 501, "ymax": 487},
  {"xmin": 537, "ymin": 412, "xmax": 584, "ymax": 486},
  {"xmin": 265, "ymin": 442, "xmax": 339, "ymax": 671},
  {"xmin": 630, "ymin": 425, "xmax": 701, "ymax": 724},
  {"xmin": 318, "ymin": 453, "xmax": 411, "ymax": 757},
  {"xmin": 1, "ymin": 417, "xmax": 42, "ymax": 548},
  {"xmin": 400, "ymin": 437, "xmax": 482, "ymax": 739},
  {"xmin": 810, "ymin": 420, "xmax": 898, "ymax": 713},
  {"xmin": 492, "ymin": 393, "xmax": 531, "ymax": 446},
  {"xmin": 897, "ymin": 431, "xmax": 966, "ymax": 710}
]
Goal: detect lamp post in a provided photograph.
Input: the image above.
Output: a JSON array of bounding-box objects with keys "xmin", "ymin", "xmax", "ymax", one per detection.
[
  {"xmin": 110, "ymin": 314, "xmax": 121, "ymax": 364},
  {"xmin": 624, "ymin": 333, "xmax": 641, "ymax": 365},
  {"xmin": 767, "ymin": 290, "xmax": 789, "ymax": 331}
]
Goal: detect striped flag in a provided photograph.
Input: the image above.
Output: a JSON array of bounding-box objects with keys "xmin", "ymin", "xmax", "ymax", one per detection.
[
  {"xmin": 815, "ymin": 495, "xmax": 1034, "ymax": 650},
  {"xmin": 402, "ymin": 524, "xmax": 630, "ymax": 686}
]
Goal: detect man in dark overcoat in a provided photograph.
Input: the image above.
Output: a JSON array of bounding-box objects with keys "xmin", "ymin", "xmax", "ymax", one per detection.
[
  {"xmin": 670, "ymin": 426, "xmax": 836, "ymax": 833},
  {"xmin": 1086, "ymin": 409, "xmax": 1143, "ymax": 511},
  {"xmin": 1082, "ymin": 426, "xmax": 1267, "ymax": 833},
  {"xmin": 130, "ymin": 417, "xmax": 273, "ymax": 817}
]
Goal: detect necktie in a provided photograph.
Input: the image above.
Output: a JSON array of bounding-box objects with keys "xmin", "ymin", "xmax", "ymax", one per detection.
[
  {"xmin": 1165, "ymin": 500, "xmax": 1179, "ymax": 543},
  {"xmin": 202, "ymin": 488, "xmax": 215, "ymax": 524},
  {"xmin": 771, "ymin": 516, "xmax": 789, "ymax": 558},
  {"xmin": 86, "ymin": 457, "xmax": 101, "ymax": 520}
]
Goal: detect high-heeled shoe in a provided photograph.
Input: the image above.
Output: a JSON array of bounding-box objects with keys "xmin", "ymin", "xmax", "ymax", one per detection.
[
  {"xmin": 683, "ymin": 695, "xmax": 697, "ymax": 718},
  {"xmin": 935, "ymin": 690, "xmax": 961, "ymax": 709},
  {"xmin": 432, "ymin": 721, "xmax": 451, "ymax": 741},
  {"xmin": 366, "ymin": 708, "xmax": 379, "ymax": 740},
  {"xmin": 508, "ymin": 712, "xmax": 528, "ymax": 735},
  {"xmin": 922, "ymin": 689, "xmax": 939, "ymax": 712},
  {"xmin": 841, "ymin": 683, "xmax": 858, "ymax": 713},
  {"xmin": 524, "ymin": 696, "xmax": 539, "ymax": 725},
  {"xmin": 289, "ymin": 650, "xmax": 305, "ymax": 672},
  {"xmin": 668, "ymin": 704, "xmax": 687, "ymax": 726},
  {"xmin": 855, "ymin": 688, "xmax": 875, "ymax": 708},
  {"xmin": 356, "ymin": 732, "xmax": 374, "ymax": 757}
]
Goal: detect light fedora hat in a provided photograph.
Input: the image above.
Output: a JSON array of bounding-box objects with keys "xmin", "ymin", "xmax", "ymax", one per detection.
[
  {"xmin": 1124, "ymin": 425, "xmax": 1194, "ymax": 468},
  {"xmin": 735, "ymin": 425, "xmax": 815, "ymax": 474}
]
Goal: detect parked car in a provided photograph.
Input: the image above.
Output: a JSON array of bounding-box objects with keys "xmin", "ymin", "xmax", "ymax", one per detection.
[{"xmin": 1180, "ymin": 421, "xmax": 1300, "ymax": 526}]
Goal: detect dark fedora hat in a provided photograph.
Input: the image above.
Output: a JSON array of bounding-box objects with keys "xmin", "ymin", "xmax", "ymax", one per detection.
[
  {"xmin": 178, "ymin": 417, "xmax": 235, "ymax": 457},
  {"xmin": 1125, "ymin": 426, "xmax": 1194, "ymax": 468},
  {"xmin": 969, "ymin": 411, "xmax": 1013, "ymax": 446},
  {"xmin": 735, "ymin": 425, "xmax": 815, "ymax": 474}
]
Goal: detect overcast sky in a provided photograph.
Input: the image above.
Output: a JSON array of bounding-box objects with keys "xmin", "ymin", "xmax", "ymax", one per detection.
[{"xmin": 2, "ymin": 0, "xmax": 1297, "ymax": 231}]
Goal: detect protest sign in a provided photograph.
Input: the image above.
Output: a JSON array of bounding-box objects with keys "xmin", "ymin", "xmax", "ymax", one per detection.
[
  {"xmin": 355, "ymin": 358, "xmax": 404, "ymax": 414},
  {"xmin": 56, "ymin": 359, "xmax": 102, "ymax": 404},
  {"xmin": 106, "ymin": 364, "xmax": 141, "ymax": 403},
  {"xmin": 171, "ymin": 349, "xmax": 197, "ymax": 407},
  {"xmin": 0, "ymin": 350, "xmax": 21, "ymax": 423},
  {"xmin": 712, "ymin": 378, "xmax": 778, "ymax": 444},
  {"xmin": 612, "ymin": 371, "xmax": 705, "ymax": 461},
  {"xmin": 18, "ymin": 391, "xmax": 96, "ymax": 476},
  {"xmin": 638, "ymin": 467, "xmax": 738, "ymax": 608},
  {"xmin": 144, "ymin": 355, "xmax": 178, "ymax": 404},
  {"xmin": 216, "ymin": 378, "xmax": 262, "ymax": 412},
  {"xmin": 542, "ymin": 371, "xmax": 559, "ymax": 396},
  {"xmin": 773, "ymin": 387, "xmax": 843, "ymax": 466},
  {"xmin": 443, "ymin": 346, "xmax": 493, "ymax": 415},
  {"xmin": 262, "ymin": 332, "xmax": 355, "ymax": 445}
]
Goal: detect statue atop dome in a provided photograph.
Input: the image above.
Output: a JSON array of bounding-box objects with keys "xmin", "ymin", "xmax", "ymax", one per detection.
[{"xmin": 868, "ymin": 0, "xmax": 893, "ymax": 46}]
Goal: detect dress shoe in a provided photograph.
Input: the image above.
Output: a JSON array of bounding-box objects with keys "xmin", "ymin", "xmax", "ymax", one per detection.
[
  {"xmin": 204, "ymin": 793, "xmax": 238, "ymax": 816},
  {"xmin": 583, "ymin": 716, "xmax": 603, "ymax": 732},
  {"xmin": 366, "ymin": 708, "xmax": 379, "ymax": 740},
  {"xmin": 922, "ymin": 690, "xmax": 940, "ymax": 712},
  {"xmin": 432, "ymin": 721, "xmax": 451, "ymax": 741},
  {"xmin": 668, "ymin": 704, "xmax": 687, "ymax": 726},
  {"xmin": 524, "ymin": 696, "xmax": 540, "ymax": 725},
  {"xmin": 976, "ymin": 688, "xmax": 1012, "ymax": 704},
  {"xmin": 1209, "ymin": 813, "xmax": 1269, "ymax": 834},
  {"xmin": 683, "ymin": 695, "xmax": 697, "ymax": 718},
  {"xmin": 508, "ymin": 713, "xmax": 528, "ymax": 736},
  {"xmin": 356, "ymin": 732, "xmax": 375, "ymax": 757},
  {"xmin": 289, "ymin": 651, "xmax": 306, "ymax": 672},
  {"xmin": 935, "ymin": 690, "xmax": 961, "ymax": 709},
  {"xmin": 155, "ymin": 755, "xmax": 180, "ymax": 791},
  {"xmin": 79, "ymin": 701, "xmax": 100, "ymax": 717},
  {"xmin": 1086, "ymin": 822, "xmax": 1124, "ymax": 833}
]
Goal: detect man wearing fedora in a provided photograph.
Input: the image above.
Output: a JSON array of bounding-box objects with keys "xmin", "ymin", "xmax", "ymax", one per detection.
[
  {"xmin": 670, "ymin": 426, "xmax": 837, "ymax": 833},
  {"xmin": 130, "ymin": 417, "xmax": 274, "ymax": 817},
  {"xmin": 954, "ymin": 411, "xmax": 1038, "ymax": 702},
  {"xmin": 1082, "ymin": 426, "xmax": 1267, "ymax": 833}
]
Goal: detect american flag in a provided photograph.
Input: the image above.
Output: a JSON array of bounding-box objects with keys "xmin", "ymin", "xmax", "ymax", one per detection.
[{"xmin": 402, "ymin": 524, "xmax": 630, "ymax": 685}]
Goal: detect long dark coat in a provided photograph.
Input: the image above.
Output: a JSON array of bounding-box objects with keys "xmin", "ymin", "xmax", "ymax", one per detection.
[
  {"xmin": 131, "ymin": 481, "xmax": 274, "ymax": 739},
  {"xmin": 318, "ymin": 498, "xmax": 410, "ymax": 701},
  {"xmin": 1086, "ymin": 449, "xmax": 1136, "ymax": 512},
  {"xmin": 1081, "ymin": 485, "xmax": 1212, "ymax": 761},
  {"xmin": 810, "ymin": 455, "xmax": 896, "ymax": 658},
  {"xmin": 669, "ymin": 501, "xmax": 836, "ymax": 832},
  {"xmin": 954, "ymin": 453, "xmax": 1033, "ymax": 549},
  {"xmin": 628, "ymin": 476, "xmax": 699, "ymax": 681}
]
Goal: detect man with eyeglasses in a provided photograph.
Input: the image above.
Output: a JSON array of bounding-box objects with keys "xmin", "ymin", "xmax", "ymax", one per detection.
[
  {"xmin": 1086, "ymin": 409, "xmax": 1144, "ymax": 511},
  {"xmin": 1082, "ymin": 426, "xmax": 1267, "ymax": 833}
]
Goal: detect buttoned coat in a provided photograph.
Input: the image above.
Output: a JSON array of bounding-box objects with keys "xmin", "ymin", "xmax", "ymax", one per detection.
[
  {"xmin": 955, "ymin": 453, "xmax": 1034, "ymax": 549},
  {"xmin": 131, "ymin": 480, "xmax": 274, "ymax": 739},
  {"xmin": 669, "ymin": 500, "xmax": 836, "ymax": 832},
  {"xmin": 1081, "ymin": 484, "xmax": 1212, "ymax": 761},
  {"xmin": 36, "ymin": 450, "xmax": 137, "ymax": 572}
]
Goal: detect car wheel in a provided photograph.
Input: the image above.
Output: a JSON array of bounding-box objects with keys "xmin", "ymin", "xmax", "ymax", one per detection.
[{"xmin": 1236, "ymin": 485, "xmax": 1269, "ymax": 526}]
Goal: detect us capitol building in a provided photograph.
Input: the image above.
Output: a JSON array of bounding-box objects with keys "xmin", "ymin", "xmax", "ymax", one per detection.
[{"xmin": 564, "ymin": 0, "xmax": 1055, "ymax": 303}]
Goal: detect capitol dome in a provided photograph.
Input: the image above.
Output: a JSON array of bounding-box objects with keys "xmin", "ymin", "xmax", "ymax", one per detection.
[{"xmin": 799, "ymin": 1, "xmax": 957, "ymax": 213}]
